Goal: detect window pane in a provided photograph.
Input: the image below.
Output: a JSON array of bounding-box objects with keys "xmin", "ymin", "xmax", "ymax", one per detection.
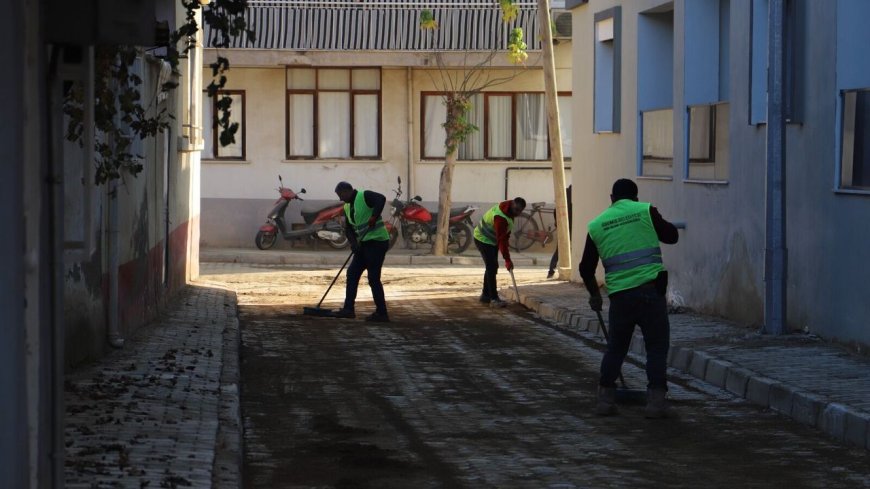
[
  {"xmin": 488, "ymin": 95, "xmax": 512, "ymax": 158},
  {"xmin": 202, "ymin": 91, "xmax": 214, "ymax": 159},
  {"xmin": 641, "ymin": 108, "xmax": 673, "ymax": 177},
  {"xmin": 688, "ymin": 105, "xmax": 713, "ymax": 161},
  {"xmin": 558, "ymin": 95, "xmax": 573, "ymax": 158},
  {"xmin": 287, "ymin": 68, "xmax": 315, "ymax": 89},
  {"xmin": 354, "ymin": 94, "xmax": 378, "ymax": 157},
  {"xmin": 842, "ymin": 90, "xmax": 870, "ymax": 189},
  {"xmin": 287, "ymin": 93, "xmax": 314, "ymax": 156},
  {"xmin": 318, "ymin": 69, "xmax": 350, "ymax": 90},
  {"xmin": 458, "ymin": 93, "xmax": 484, "ymax": 160},
  {"xmin": 352, "ymin": 69, "xmax": 380, "ymax": 90},
  {"xmin": 423, "ymin": 95, "xmax": 446, "ymax": 158},
  {"xmin": 318, "ymin": 92, "xmax": 350, "ymax": 158},
  {"xmin": 516, "ymin": 93, "xmax": 548, "ymax": 160},
  {"xmin": 217, "ymin": 93, "xmax": 244, "ymax": 158}
]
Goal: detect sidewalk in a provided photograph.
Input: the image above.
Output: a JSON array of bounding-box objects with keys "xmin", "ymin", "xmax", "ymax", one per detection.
[
  {"xmin": 64, "ymin": 284, "xmax": 242, "ymax": 488},
  {"xmin": 201, "ymin": 245, "xmax": 554, "ymax": 267},
  {"xmin": 502, "ymin": 281, "xmax": 870, "ymax": 451}
]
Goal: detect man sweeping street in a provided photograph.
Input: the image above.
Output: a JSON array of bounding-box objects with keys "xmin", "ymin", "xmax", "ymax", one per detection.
[
  {"xmin": 473, "ymin": 197, "xmax": 526, "ymax": 308},
  {"xmin": 332, "ymin": 181, "xmax": 391, "ymax": 322},
  {"xmin": 579, "ymin": 179, "xmax": 679, "ymax": 418}
]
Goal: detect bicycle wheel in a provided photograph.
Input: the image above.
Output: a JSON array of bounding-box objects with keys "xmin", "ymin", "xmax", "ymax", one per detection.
[{"xmin": 510, "ymin": 213, "xmax": 538, "ymax": 251}]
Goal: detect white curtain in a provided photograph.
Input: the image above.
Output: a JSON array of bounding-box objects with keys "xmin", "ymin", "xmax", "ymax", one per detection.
[
  {"xmin": 423, "ymin": 95, "xmax": 447, "ymax": 158},
  {"xmin": 516, "ymin": 93, "xmax": 547, "ymax": 160},
  {"xmin": 354, "ymin": 94, "xmax": 378, "ymax": 157},
  {"xmin": 458, "ymin": 93, "xmax": 484, "ymax": 160},
  {"xmin": 642, "ymin": 108, "xmax": 674, "ymax": 159},
  {"xmin": 287, "ymin": 94, "xmax": 314, "ymax": 156},
  {"xmin": 218, "ymin": 93, "xmax": 243, "ymax": 158},
  {"xmin": 319, "ymin": 92, "xmax": 350, "ymax": 158},
  {"xmin": 488, "ymin": 95, "xmax": 512, "ymax": 158},
  {"xmin": 558, "ymin": 95, "xmax": 573, "ymax": 159}
]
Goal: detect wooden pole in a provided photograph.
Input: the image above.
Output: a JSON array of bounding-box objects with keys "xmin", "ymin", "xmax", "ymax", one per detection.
[{"xmin": 537, "ymin": 0, "xmax": 571, "ymax": 278}]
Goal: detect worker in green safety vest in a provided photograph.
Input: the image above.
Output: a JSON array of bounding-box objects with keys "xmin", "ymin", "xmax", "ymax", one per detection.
[
  {"xmin": 473, "ymin": 197, "xmax": 526, "ymax": 308},
  {"xmin": 579, "ymin": 179, "xmax": 679, "ymax": 418},
  {"xmin": 332, "ymin": 181, "xmax": 391, "ymax": 322}
]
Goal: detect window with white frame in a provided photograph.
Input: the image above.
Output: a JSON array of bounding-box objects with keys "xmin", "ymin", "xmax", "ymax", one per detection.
[
  {"xmin": 841, "ymin": 90, "xmax": 870, "ymax": 189},
  {"xmin": 422, "ymin": 92, "xmax": 572, "ymax": 161},
  {"xmin": 286, "ymin": 67, "xmax": 381, "ymax": 159},
  {"xmin": 202, "ymin": 90, "xmax": 246, "ymax": 160}
]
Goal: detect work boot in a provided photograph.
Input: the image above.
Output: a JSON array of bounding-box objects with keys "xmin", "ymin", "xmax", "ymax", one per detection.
[
  {"xmin": 365, "ymin": 312, "xmax": 390, "ymax": 323},
  {"xmin": 331, "ymin": 308, "xmax": 355, "ymax": 319},
  {"xmin": 644, "ymin": 387, "xmax": 671, "ymax": 419},
  {"xmin": 547, "ymin": 270, "xmax": 555, "ymax": 279},
  {"xmin": 479, "ymin": 295, "xmax": 492, "ymax": 304},
  {"xmin": 595, "ymin": 386, "xmax": 618, "ymax": 416},
  {"xmin": 490, "ymin": 298, "xmax": 508, "ymax": 308}
]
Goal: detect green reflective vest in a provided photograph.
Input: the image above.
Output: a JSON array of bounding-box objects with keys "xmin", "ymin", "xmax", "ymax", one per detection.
[
  {"xmin": 587, "ymin": 199, "xmax": 664, "ymax": 294},
  {"xmin": 344, "ymin": 190, "xmax": 390, "ymax": 242},
  {"xmin": 474, "ymin": 203, "xmax": 513, "ymax": 245}
]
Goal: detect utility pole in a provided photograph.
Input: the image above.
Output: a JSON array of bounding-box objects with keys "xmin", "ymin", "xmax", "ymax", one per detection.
[
  {"xmin": 537, "ymin": 0, "xmax": 571, "ymax": 279},
  {"xmin": 764, "ymin": 0, "xmax": 787, "ymax": 335}
]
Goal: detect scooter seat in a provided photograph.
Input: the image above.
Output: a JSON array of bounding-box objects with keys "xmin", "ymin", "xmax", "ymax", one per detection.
[
  {"xmin": 301, "ymin": 201, "xmax": 345, "ymax": 224},
  {"xmin": 430, "ymin": 206, "xmax": 470, "ymax": 223}
]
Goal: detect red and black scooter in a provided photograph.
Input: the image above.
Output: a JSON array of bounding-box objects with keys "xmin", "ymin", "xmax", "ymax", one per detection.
[
  {"xmin": 387, "ymin": 176, "xmax": 477, "ymax": 253},
  {"xmin": 255, "ymin": 175, "xmax": 349, "ymax": 250}
]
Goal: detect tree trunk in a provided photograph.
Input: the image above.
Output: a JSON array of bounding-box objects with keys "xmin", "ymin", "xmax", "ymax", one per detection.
[
  {"xmin": 432, "ymin": 150, "xmax": 456, "ymax": 255},
  {"xmin": 432, "ymin": 95, "xmax": 466, "ymax": 256}
]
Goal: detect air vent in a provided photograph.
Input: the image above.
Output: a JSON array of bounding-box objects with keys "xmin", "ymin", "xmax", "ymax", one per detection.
[{"xmin": 553, "ymin": 10, "xmax": 572, "ymax": 39}]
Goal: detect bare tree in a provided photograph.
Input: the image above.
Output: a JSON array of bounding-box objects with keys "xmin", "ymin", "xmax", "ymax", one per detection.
[{"xmin": 420, "ymin": 3, "xmax": 530, "ymax": 255}]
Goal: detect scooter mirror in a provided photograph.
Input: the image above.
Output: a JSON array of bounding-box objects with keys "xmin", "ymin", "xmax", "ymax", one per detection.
[
  {"xmin": 398, "ymin": 176, "xmax": 402, "ymax": 185},
  {"xmin": 413, "ymin": 196, "xmax": 422, "ymax": 201},
  {"xmin": 300, "ymin": 188, "xmax": 307, "ymax": 194},
  {"xmin": 278, "ymin": 175, "xmax": 283, "ymax": 184}
]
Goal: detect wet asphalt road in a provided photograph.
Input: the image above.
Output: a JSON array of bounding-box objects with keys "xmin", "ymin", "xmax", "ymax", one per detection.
[{"xmin": 237, "ymin": 276, "xmax": 870, "ymax": 489}]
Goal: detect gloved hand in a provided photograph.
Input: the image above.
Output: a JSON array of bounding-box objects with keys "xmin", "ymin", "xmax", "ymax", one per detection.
[
  {"xmin": 367, "ymin": 216, "xmax": 378, "ymax": 227},
  {"xmin": 505, "ymin": 258, "xmax": 514, "ymax": 272},
  {"xmin": 589, "ymin": 294, "xmax": 603, "ymax": 312}
]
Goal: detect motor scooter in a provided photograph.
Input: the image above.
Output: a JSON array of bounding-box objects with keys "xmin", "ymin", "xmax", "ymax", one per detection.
[
  {"xmin": 386, "ymin": 176, "xmax": 477, "ymax": 254},
  {"xmin": 255, "ymin": 175, "xmax": 349, "ymax": 250}
]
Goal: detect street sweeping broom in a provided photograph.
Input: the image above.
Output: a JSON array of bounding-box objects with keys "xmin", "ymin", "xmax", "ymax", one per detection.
[
  {"xmin": 302, "ymin": 249, "xmax": 354, "ymax": 317},
  {"xmin": 595, "ymin": 310, "xmax": 648, "ymax": 404}
]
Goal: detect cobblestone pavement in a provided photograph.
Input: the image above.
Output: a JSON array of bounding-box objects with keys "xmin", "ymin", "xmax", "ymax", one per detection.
[
  {"xmin": 64, "ymin": 284, "xmax": 241, "ymax": 488},
  {"xmin": 503, "ymin": 282, "xmax": 870, "ymax": 451},
  {"xmin": 221, "ymin": 264, "xmax": 870, "ymax": 489}
]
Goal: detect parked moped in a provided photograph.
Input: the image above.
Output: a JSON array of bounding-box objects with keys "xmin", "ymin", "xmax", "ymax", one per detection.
[
  {"xmin": 386, "ymin": 176, "xmax": 477, "ymax": 254},
  {"xmin": 255, "ymin": 175, "xmax": 349, "ymax": 250}
]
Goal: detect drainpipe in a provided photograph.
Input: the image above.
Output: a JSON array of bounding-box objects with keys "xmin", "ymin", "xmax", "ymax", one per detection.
[
  {"xmin": 406, "ymin": 66, "xmax": 414, "ymax": 197},
  {"xmin": 764, "ymin": 0, "xmax": 786, "ymax": 335},
  {"xmin": 107, "ymin": 175, "xmax": 125, "ymax": 348}
]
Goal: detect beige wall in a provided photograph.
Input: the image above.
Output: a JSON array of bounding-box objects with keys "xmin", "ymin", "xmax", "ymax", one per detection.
[{"xmin": 201, "ymin": 43, "xmax": 574, "ymax": 247}]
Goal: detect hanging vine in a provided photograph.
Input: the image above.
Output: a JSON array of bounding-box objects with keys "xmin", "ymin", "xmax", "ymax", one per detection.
[{"xmin": 63, "ymin": 0, "xmax": 255, "ymax": 184}]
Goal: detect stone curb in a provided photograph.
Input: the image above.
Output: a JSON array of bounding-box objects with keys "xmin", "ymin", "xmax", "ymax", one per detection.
[
  {"xmin": 506, "ymin": 288, "xmax": 870, "ymax": 451},
  {"xmin": 211, "ymin": 286, "xmax": 243, "ymax": 489},
  {"xmin": 202, "ymin": 249, "xmax": 542, "ymax": 267}
]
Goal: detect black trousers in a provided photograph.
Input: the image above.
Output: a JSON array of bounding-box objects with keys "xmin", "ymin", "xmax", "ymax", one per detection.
[
  {"xmin": 600, "ymin": 283, "xmax": 670, "ymax": 389},
  {"xmin": 344, "ymin": 238, "xmax": 389, "ymax": 314},
  {"xmin": 474, "ymin": 238, "xmax": 501, "ymax": 301}
]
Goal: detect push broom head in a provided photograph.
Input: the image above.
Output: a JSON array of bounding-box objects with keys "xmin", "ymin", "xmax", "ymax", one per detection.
[{"xmin": 302, "ymin": 306, "xmax": 334, "ymax": 317}]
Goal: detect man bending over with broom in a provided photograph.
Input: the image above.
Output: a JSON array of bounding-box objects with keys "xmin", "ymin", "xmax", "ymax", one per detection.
[
  {"xmin": 332, "ymin": 181, "xmax": 391, "ymax": 322},
  {"xmin": 580, "ymin": 178, "xmax": 679, "ymax": 418}
]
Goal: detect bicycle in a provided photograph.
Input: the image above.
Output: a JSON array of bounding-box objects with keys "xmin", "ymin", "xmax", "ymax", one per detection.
[{"xmin": 510, "ymin": 201, "xmax": 556, "ymax": 252}]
